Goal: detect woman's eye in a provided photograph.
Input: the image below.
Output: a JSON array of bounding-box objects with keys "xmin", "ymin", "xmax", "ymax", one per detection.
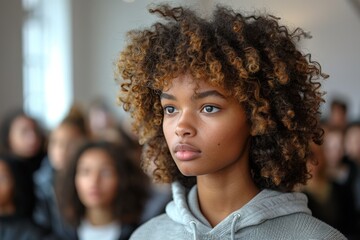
[
  {"xmin": 163, "ymin": 106, "xmax": 177, "ymax": 114},
  {"xmin": 202, "ymin": 105, "xmax": 220, "ymax": 113}
]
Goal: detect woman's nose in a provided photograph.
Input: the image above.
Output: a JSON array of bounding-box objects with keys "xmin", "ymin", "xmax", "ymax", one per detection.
[{"xmin": 175, "ymin": 111, "xmax": 196, "ymax": 138}]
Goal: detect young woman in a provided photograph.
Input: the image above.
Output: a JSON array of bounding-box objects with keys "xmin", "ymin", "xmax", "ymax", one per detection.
[
  {"xmin": 58, "ymin": 141, "xmax": 149, "ymax": 240},
  {"xmin": 116, "ymin": 4, "xmax": 346, "ymax": 240}
]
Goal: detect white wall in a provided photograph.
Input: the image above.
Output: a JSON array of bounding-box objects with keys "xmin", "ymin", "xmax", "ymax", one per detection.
[{"xmin": 0, "ymin": 0, "xmax": 23, "ymax": 119}]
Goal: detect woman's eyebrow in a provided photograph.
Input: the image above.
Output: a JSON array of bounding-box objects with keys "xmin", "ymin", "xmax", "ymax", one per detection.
[
  {"xmin": 160, "ymin": 90, "xmax": 226, "ymax": 100},
  {"xmin": 194, "ymin": 90, "xmax": 226, "ymax": 100},
  {"xmin": 160, "ymin": 92, "xmax": 176, "ymax": 100}
]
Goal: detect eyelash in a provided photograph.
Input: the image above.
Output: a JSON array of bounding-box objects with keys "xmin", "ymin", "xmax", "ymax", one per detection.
[
  {"xmin": 202, "ymin": 105, "xmax": 220, "ymax": 113},
  {"xmin": 163, "ymin": 106, "xmax": 177, "ymax": 115},
  {"xmin": 162, "ymin": 105, "xmax": 220, "ymax": 115}
]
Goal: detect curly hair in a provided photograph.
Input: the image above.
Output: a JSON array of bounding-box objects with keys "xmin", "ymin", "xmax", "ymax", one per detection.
[
  {"xmin": 115, "ymin": 5, "xmax": 327, "ymax": 192},
  {"xmin": 57, "ymin": 141, "xmax": 150, "ymax": 226}
]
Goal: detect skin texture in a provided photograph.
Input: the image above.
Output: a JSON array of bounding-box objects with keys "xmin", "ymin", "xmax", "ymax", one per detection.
[
  {"xmin": 161, "ymin": 75, "xmax": 251, "ymax": 177},
  {"xmin": 161, "ymin": 75, "xmax": 259, "ymax": 226}
]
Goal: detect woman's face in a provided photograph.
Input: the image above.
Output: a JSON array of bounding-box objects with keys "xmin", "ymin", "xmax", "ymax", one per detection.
[
  {"xmin": 0, "ymin": 161, "xmax": 14, "ymax": 208},
  {"xmin": 48, "ymin": 124, "xmax": 84, "ymax": 171},
  {"xmin": 9, "ymin": 116, "xmax": 41, "ymax": 158},
  {"xmin": 161, "ymin": 75, "xmax": 251, "ymax": 177},
  {"xmin": 75, "ymin": 148, "xmax": 119, "ymax": 209}
]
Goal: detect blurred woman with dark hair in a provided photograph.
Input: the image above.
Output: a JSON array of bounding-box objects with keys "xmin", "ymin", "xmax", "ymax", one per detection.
[
  {"xmin": 0, "ymin": 109, "xmax": 46, "ymax": 173},
  {"xmin": 58, "ymin": 141, "xmax": 150, "ymax": 240},
  {"xmin": 0, "ymin": 109, "xmax": 46, "ymax": 219}
]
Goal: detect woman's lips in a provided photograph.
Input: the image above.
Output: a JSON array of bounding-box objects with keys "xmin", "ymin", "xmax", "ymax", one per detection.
[{"xmin": 174, "ymin": 144, "xmax": 201, "ymax": 161}]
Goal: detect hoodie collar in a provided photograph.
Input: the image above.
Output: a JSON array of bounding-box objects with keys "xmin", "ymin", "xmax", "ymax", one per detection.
[{"xmin": 166, "ymin": 182, "xmax": 311, "ymax": 239}]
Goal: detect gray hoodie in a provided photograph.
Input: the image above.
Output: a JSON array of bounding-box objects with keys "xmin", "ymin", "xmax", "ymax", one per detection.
[{"xmin": 130, "ymin": 181, "xmax": 346, "ymax": 240}]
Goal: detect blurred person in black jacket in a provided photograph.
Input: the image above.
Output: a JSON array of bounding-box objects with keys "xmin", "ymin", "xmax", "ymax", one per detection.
[
  {"xmin": 0, "ymin": 153, "xmax": 44, "ymax": 240},
  {"xmin": 0, "ymin": 109, "xmax": 46, "ymax": 219}
]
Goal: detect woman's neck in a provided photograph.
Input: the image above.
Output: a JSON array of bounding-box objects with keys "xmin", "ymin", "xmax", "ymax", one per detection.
[
  {"xmin": 196, "ymin": 161, "xmax": 259, "ymax": 227},
  {"xmin": 85, "ymin": 207, "xmax": 115, "ymax": 226}
]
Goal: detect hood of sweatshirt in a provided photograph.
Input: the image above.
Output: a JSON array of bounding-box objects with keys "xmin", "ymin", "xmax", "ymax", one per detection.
[{"xmin": 165, "ymin": 182, "xmax": 311, "ymax": 240}]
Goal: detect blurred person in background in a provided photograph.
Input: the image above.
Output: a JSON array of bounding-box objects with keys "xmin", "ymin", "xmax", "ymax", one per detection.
[
  {"xmin": 88, "ymin": 99, "xmax": 117, "ymax": 141},
  {"xmin": 345, "ymin": 122, "xmax": 360, "ymax": 164},
  {"xmin": 0, "ymin": 153, "xmax": 44, "ymax": 240},
  {"xmin": 58, "ymin": 141, "xmax": 150, "ymax": 240},
  {"xmin": 87, "ymin": 98, "xmax": 143, "ymax": 163},
  {"xmin": 0, "ymin": 108, "xmax": 46, "ymax": 173},
  {"xmin": 322, "ymin": 126, "xmax": 359, "ymax": 238},
  {"xmin": 88, "ymin": 98, "xmax": 134, "ymax": 146},
  {"xmin": 303, "ymin": 142, "xmax": 358, "ymax": 238},
  {"xmin": 344, "ymin": 122, "xmax": 360, "ymax": 228},
  {"xmin": 323, "ymin": 127, "xmax": 356, "ymax": 187},
  {"xmin": 33, "ymin": 104, "xmax": 89, "ymax": 239},
  {"xmin": 88, "ymin": 99, "xmax": 172, "ymax": 224},
  {"xmin": 0, "ymin": 109, "xmax": 46, "ymax": 219}
]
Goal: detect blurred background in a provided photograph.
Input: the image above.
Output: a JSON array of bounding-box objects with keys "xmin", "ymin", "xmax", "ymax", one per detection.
[
  {"xmin": 1, "ymin": 1, "xmax": 360, "ymax": 239},
  {"xmin": 0, "ymin": 0, "xmax": 359, "ymax": 129}
]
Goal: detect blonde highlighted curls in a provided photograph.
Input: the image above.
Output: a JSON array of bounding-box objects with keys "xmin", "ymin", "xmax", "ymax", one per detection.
[{"xmin": 116, "ymin": 5, "xmax": 327, "ymax": 191}]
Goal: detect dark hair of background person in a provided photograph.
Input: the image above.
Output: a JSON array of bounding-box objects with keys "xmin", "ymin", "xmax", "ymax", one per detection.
[
  {"xmin": 331, "ymin": 99, "xmax": 348, "ymax": 113},
  {"xmin": 0, "ymin": 153, "xmax": 35, "ymax": 218},
  {"xmin": 116, "ymin": 4, "xmax": 328, "ymax": 191},
  {"xmin": 57, "ymin": 141, "xmax": 150, "ymax": 227},
  {"xmin": 327, "ymin": 98, "xmax": 348, "ymax": 130},
  {"xmin": 0, "ymin": 152, "xmax": 45, "ymax": 239}
]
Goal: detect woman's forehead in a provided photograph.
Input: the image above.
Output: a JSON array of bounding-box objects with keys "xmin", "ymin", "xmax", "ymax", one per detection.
[{"xmin": 161, "ymin": 74, "xmax": 227, "ymax": 94}]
